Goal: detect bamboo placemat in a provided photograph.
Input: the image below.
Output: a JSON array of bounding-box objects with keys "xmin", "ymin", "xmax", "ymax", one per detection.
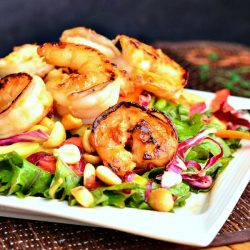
[{"xmin": 0, "ymin": 41, "xmax": 249, "ymax": 249}]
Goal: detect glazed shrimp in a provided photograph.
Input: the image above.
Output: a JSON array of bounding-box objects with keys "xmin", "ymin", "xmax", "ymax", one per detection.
[
  {"xmin": 60, "ymin": 27, "xmax": 120, "ymax": 58},
  {"xmin": 114, "ymin": 35, "xmax": 188, "ymax": 101},
  {"xmin": 38, "ymin": 42, "xmax": 124, "ymax": 124},
  {"xmin": 0, "ymin": 44, "xmax": 53, "ymax": 77},
  {"xmin": 0, "ymin": 73, "xmax": 53, "ymax": 138},
  {"xmin": 90, "ymin": 102, "xmax": 178, "ymax": 177}
]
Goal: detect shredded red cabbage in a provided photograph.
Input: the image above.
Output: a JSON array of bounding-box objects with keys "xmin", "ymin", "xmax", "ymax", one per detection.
[
  {"xmin": 181, "ymin": 174, "xmax": 213, "ymax": 188},
  {"xmin": 165, "ymin": 128, "xmax": 223, "ymax": 189},
  {"xmin": 0, "ymin": 130, "xmax": 49, "ymax": 146}
]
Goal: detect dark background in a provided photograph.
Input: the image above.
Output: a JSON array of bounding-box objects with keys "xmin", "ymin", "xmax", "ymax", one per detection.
[{"xmin": 1, "ymin": 0, "xmax": 250, "ymax": 56}]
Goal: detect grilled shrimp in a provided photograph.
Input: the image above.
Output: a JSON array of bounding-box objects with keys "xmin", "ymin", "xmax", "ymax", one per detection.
[
  {"xmin": 114, "ymin": 35, "xmax": 188, "ymax": 101},
  {"xmin": 60, "ymin": 27, "xmax": 120, "ymax": 58},
  {"xmin": 0, "ymin": 44, "xmax": 53, "ymax": 77},
  {"xmin": 38, "ymin": 42, "xmax": 124, "ymax": 123},
  {"xmin": 90, "ymin": 102, "xmax": 178, "ymax": 177},
  {"xmin": 0, "ymin": 73, "xmax": 53, "ymax": 138},
  {"xmin": 60, "ymin": 28, "xmax": 187, "ymax": 101}
]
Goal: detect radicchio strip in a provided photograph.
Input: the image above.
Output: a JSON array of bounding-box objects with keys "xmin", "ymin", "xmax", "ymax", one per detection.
[
  {"xmin": 184, "ymin": 160, "xmax": 202, "ymax": 171},
  {"xmin": 202, "ymin": 137, "xmax": 224, "ymax": 171},
  {"xmin": 177, "ymin": 128, "xmax": 217, "ymax": 159},
  {"xmin": 181, "ymin": 174, "xmax": 213, "ymax": 189},
  {"xmin": 167, "ymin": 155, "xmax": 186, "ymax": 174},
  {"xmin": 165, "ymin": 128, "xmax": 223, "ymax": 189},
  {"xmin": 0, "ymin": 130, "xmax": 49, "ymax": 146}
]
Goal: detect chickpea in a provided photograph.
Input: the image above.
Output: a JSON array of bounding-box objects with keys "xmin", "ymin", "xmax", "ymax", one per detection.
[{"xmin": 148, "ymin": 188, "xmax": 174, "ymax": 212}]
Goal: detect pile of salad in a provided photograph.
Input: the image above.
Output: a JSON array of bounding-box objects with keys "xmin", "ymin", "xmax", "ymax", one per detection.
[{"xmin": 0, "ymin": 27, "xmax": 249, "ymax": 212}]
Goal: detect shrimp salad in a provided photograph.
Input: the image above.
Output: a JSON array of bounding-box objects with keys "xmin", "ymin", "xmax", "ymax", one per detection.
[{"xmin": 0, "ymin": 27, "xmax": 249, "ymax": 212}]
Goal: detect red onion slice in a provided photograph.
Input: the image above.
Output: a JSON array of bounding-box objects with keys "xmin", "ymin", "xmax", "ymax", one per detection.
[{"xmin": 0, "ymin": 130, "xmax": 49, "ymax": 146}]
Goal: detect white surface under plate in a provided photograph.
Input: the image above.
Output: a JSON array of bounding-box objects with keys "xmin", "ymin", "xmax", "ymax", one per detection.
[{"xmin": 0, "ymin": 90, "xmax": 250, "ymax": 247}]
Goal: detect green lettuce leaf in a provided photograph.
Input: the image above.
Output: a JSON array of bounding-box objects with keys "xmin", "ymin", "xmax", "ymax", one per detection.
[
  {"xmin": 170, "ymin": 182, "xmax": 191, "ymax": 207},
  {"xmin": 91, "ymin": 182, "xmax": 138, "ymax": 207},
  {"xmin": 172, "ymin": 114, "xmax": 206, "ymax": 142},
  {"xmin": 125, "ymin": 188, "xmax": 151, "ymax": 210},
  {"xmin": 0, "ymin": 152, "xmax": 52, "ymax": 197},
  {"xmin": 45, "ymin": 158, "xmax": 81, "ymax": 200}
]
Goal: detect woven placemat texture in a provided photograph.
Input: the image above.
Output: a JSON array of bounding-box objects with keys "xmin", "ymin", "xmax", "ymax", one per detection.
[
  {"xmin": 0, "ymin": 41, "xmax": 249, "ymax": 249},
  {"xmin": 155, "ymin": 41, "xmax": 250, "ymax": 97}
]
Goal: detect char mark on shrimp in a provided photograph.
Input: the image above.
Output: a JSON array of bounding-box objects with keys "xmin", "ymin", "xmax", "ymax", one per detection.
[{"xmin": 91, "ymin": 102, "xmax": 178, "ymax": 177}]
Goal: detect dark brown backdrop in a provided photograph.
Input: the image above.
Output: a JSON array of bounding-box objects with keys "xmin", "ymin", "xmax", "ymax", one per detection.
[{"xmin": 0, "ymin": 0, "xmax": 250, "ymax": 56}]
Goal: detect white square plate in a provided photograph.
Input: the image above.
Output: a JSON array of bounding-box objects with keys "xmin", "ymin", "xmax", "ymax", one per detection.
[{"xmin": 0, "ymin": 90, "xmax": 249, "ymax": 247}]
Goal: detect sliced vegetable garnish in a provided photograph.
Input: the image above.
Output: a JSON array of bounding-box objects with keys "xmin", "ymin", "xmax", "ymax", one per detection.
[
  {"xmin": 27, "ymin": 152, "xmax": 56, "ymax": 174},
  {"xmin": 210, "ymin": 89, "xmax": 233, "ymax": 112},
  {"xmin": 0, "ymin": 129, "xmax": 49, "ymax": 146},
  {"xmin": 45, "ymin": 158, "xmax": 81, "ymax": 200},
  {"xmin": 211, "ymin": 89, "xmax": 250, "ymax": 129},
  {"xmin": 0, "ymin": 152, "xmax": 52, "ymax": 197},
  {"xmin": 165, "ymin": 128, "xmax": 224, "ymax": 189},
  {"xmin": 189, "ymin": 102, "xmax": 206, "ymax": 117},
  {"xmin": 215, "ymin": 129, "xmax": 250, "ymax": 140}
]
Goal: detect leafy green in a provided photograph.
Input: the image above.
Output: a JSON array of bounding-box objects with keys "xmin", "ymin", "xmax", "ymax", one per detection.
[
  {"xmin": 126, "ymin": 188, "xmax": 151, "ymax": 210},
  {"xmin": 45, "ymin": 158, "xmax": 81, "ymax": 200},
  {"xmin": 224, "ymin": 138, "xmax": 241, "ymax": 151},
  {"xmin": 142, "ymin": 167, "xmax": 164, "ymax": 179},
  {"xmin": 154, "ymin": 99, "xmax": 208, "ymax": 141},
  {"xmin": 186, "ymin": 135, "xmax": 231, "ymax": 161},
  {"xmin": 170, "ymin": 183, "xmax": 191, "ymax": 207},
  {"xmin": 185, "ymin": 134, "xmax": 233, "ymax": 181},
  {"xmin": 172, "ymin": 114, "xmax": 206, "ymax": 141},
  {"xmin": 91, "ymin": 182, "xmax": 139, "ymax": 207},
  {"xmin": 0, "ymin": 152, "xmax": 52, "ymax": 197},
  {"xmin": 104, "ymin": 191, "xmax": 128, "ymax": 208}
]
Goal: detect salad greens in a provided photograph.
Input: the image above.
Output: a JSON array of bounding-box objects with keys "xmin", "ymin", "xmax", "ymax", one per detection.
[
  {"xmin": 154, "ymin": 98, "xmax": 209, "ymax": 141},
  {"xmin": 152, "ymin": 98, "xmax": 241, "ymax": 193},
  {"xmin": 0, "ymin": 152, "xmax": 52, "ymax": 197},
  {"xmin": 45, "ymin": 158, "xmax": 81, "ymax": 200},
  {"xmin": 0, "ymin": 96, "xmax": 243, "ymax": 211},
  {"xmin": 0, "ymin": 152, "xmax": 192, "ymax": 209}
]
